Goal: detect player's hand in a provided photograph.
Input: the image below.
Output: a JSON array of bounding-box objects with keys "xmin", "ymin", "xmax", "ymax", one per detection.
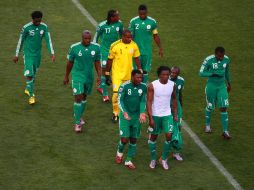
[
  {"xmin": 227, "ymin": 83, "xmax": 231, "ymax": 93},
  {"xmin": 51, "ymin": 54, "xmax": 56, "ymax": 62},
  {"xmin": 123, "ymin": 112, "xmax": 131, "ymax": 120},
  {"xmin": 13, "ymin": 56, "xmax": 18, "ymax": 63},
  {"xmin": 139, "ymin": 113, "xmax": 146, "ymax": 124},
  {"xmin": 105, "ymin": 75, "xmax": 112, "ymax": 86},
  {"xmin": 173, "ymin": 115, "xmax": 178, "ymax": 122},
  {"xmin": 96, "ymin": 77, "xmax": 101, "ymax": 86},
  {"xmin": 63, "ymin": 76, "xmax": 69, "ymax": 85},
  {"xmin": 159, "ymin": 47, "xmax": 163, "ymax": 58}
]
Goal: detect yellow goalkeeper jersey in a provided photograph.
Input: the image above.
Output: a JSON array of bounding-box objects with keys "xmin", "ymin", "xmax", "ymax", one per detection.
[{"xmin": 108, "ymin": 39, "xmax": 140, "ymax": 80}]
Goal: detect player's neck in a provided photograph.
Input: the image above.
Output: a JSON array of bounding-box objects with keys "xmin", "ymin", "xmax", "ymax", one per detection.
[{"xmin": 159, "ymin": 79, "xmax": 168, "ymax": 84}]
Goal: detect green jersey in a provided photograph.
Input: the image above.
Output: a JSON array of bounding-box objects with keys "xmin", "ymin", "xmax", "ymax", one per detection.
[
  {"xmin": 129, "ymin": 16, "xmax": 157, "ymax": 55},
  {"xmin": 170, "ymin": 76, "xmax": 184, "ymax": 101},
  {"xmin": 93, "ymin": 20, "xmax": 123, "ymax": 54},
  {"xmin": 15, "ymin": 22, "xmax": 54, "ymax": 57},
  {"xmin": 199, "ymin": 55, "xmax": 231, "ymax": 85},
  {"xmin": 67, "ymin": 42, "xmax": 100, "ymax": 83},
  {"xmin": 118, "ymin": 81, "xmax": 147, "ymax": 117}
]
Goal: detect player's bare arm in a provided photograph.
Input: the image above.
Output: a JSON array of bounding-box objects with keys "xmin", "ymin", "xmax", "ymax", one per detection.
[
  {"xmin": 64, "ymin": 61, "xmax": 73, "ymax": 85},
  {"xmin": 94, "ymin": 60, "xmax": 102, "ymax": 86},
  {"xmin": 171, "ymin": 84, "xmax": 178, "ymax": 121},
  {"xmin": 147, "ymin": 83, "xmax": 154, "ymax": 128},
  {"xmin": 153, "ymin": 34, "xmax": 163, "ymax": 58}
]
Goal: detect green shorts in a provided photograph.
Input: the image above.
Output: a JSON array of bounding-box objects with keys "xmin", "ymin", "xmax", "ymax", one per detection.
[
  {"xmin": 150, "ymin": 115, "xmax": 174, "ymax": 135},
  {"xmin": 23, "ymin": 55, "xmax": 41, "ymax": 77},
  {"xmin": 205, "ymin": 83, "xmax": 229, "ymax": 110},
  {"xmin": 119, "ymin": 115, "xmax": 141, "ymax": 138},
  {"xmin": 133, "ymin": 54, "xmax": 152, "ymax": 72},
  {"xmin": 101, "ymin": 50, "xmax": 109, "ymax": 68},
  {"xmin": 72, "ymin": 80, "xmax": 93, "ymax": 95}
]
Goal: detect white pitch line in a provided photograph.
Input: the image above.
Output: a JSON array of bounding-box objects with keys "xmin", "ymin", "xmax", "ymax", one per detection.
[
  {"xmin": 71, "ymin": 1, "xmax": 243, "ymax": 189},
  {"xmin": 182, "ymin": 121, "xmax": 243, "ymax": 190}
]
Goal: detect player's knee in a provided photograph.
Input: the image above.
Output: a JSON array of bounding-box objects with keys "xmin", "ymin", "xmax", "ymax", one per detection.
[
  {"xmin": 75, "ymin": 94, "xmax": 83, "ymax": 103},
  {"xmin": 166, "ymin": 133, "xmax": 172, "ymax": 141},
  {"xmin": 149, "ymin": 134, "xmax": 158, "ymax": 141},
  {"xmin": 121, "ymin": 138, "xmax": 128, "ymax": 144},
  {"xmin": 220, "ymin": 107, "xmax": 227, "ymax": 112}
]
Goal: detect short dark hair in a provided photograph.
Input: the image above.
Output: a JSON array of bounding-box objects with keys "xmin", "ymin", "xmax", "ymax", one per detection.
[
  {"xmin": 31, "ymin": 11, "xmax": 43, "ymax": 19},
  {"xmin": 215, "ymin": 46, "xmax": 225, "ymax": 54},
  {"xmin": 157, "ymin": 66, "xmax": 170, "ymax": 76},
  {"xmin": 138, "ymin": 4, "xmax": 147, "ymax": 11},
  {"xmin": 107, "ymin": 9, "xmax": 117, "ymax": 24},
  {"xmin": 171, "ymin": 66, "xmax": 180, "ymax": 73},
  {"xmin": 132, "ymin": 69, "xmax": 142, "ymax": 76}
]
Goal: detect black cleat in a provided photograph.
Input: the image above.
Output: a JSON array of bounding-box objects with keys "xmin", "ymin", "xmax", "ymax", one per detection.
[{"xmin": 112, "ymin": 114, "xmax": 119, "ymax": 123}]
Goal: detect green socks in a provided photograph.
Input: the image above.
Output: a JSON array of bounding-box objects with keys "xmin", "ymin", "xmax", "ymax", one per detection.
[
  {"xmin": 205, "ymin": 107, "xmax": 212, "ymax": 126},
  {"xmin": 148, "ymin": 140, "xmax": 157, "ymax": 161},
  {"xmin": 117, "ymin": 141, "xmax": 126, "ymax": 153},
  {"xmin": 126, "ymin": 143, "xmax": 137, "ymax": 161},
  {"xmin": 73, "ymin": 102, "xmax": 82, "ymax": 124},
  {"xmin": 221, "ymin": 112, "xmax": 229, "ymax": 132},
  {"xmin": 81, "ymin": 100, "xmax": 87, "ymax": 115},
  {"xmin": 101, "ymin": 75, "xmax": 108, "ymax": 96},
  {"xmin": 26, "ymin": 79, "xmax": 34, "ymax": 97},
  {"xmin": 162, "ymin": 141, "xmax": 172, "ymax": 160}
]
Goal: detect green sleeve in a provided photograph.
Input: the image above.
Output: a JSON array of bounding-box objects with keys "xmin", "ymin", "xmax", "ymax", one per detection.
[
  {"xmin": 199, "ymin": 59, "xmax": 213, "ymax": 77},
  {"xmin": 15, "ymin": 26, "xmax": 26, "ymax": 56},
  {"xmin": 118, "ymin": 85, "xmax": 127, "ymax": 112},
  {"xmin": 140, "ymin": 85, "xmax": 147, "ymax": 113},
  {"xmin": 95, "ymin": 46, "xmax": 101, "ymax": 61},
  {"xmin": 67, "ymin": 47, "xmax": 75, "ymax": 62},
  {"xmin": 128, "ymin": 20, "xmax": 135, "ymax": 37},
  {"xmin": 225, "ymin": 62, "xmax": 231, "ymax": 84},
  {"xmin": 93, "ymin": 25, "xmax": 101, "ymax": 43},
  {"xmin": 153, "ymin": 19, "xmax": 158, "ymax": 30},
  {"xmin": 44, "ymin": 26, "xmax": 54, "ymax": 54}
]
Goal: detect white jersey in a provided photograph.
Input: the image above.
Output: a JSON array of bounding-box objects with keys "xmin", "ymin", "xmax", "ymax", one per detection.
[{"xmin": 151, "ymin": 79, "xmax": 174, "ymax": 117}]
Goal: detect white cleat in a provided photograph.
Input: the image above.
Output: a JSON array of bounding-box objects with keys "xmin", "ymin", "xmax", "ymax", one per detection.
[
  {"xmin": 204, "ymin": 125, "xmax": 212, "ymax": 133},
  {"xmin": 74, "ymin": 124, "xmax": 82, "ymax": 133},
  {"xmin": 149, "ymin": 160, "xmax": 156, "ymax": 169},
  {"xmin": 80, "ymin": 118, "xmax": 85, "ymax": 125},
  {"xmin": 159, "ymin": 158, "xmax": 169, "ymax": 170},
  {"xmin": 173, "ymin": 153, "xmax": 183, "ymax": 161},
  {"xmin": 124, "ymin": 161, "xmax": 136, "ymax": 169}
]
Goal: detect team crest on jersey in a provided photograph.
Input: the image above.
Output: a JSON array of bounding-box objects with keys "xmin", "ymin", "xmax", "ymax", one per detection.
[
  {"xmin": 40, "ymin": 30, "xmax": 44, "ymax": 35},
  {"xmin": 116, "ymin": 27, "xmax": 119, "ymax": 31},
  {"xmin": 119, "ymin": 87, "xmax": 123, "ymax": 92},
  {"xmin": 223, "ymin": 63, "xmax": 227, "ymax": 68},
  {"xmin": 147, "ymin": 25, "xmax": 151, "ymax": 29},
  {"xmin": 91, "ymin": 51, "xmax": 95, "ymax": 56},
  {"xmin": 178, "ymin": 85, "xmax": 181, "ymax": 90},
  {"xmin": 130, "ymin": 49, "xmax": 134, "ymax": 54},
  {"xmin": 138, "ymin": 89, "xmax": 143, "ymax": 95}
]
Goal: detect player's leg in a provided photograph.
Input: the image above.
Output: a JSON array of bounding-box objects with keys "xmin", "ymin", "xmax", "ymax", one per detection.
[
  {"xmin": 218, "ymin": 85, "xmax": 230, "ymax": 139},
  {"xmin": 204, "ymin": 84, "xmax": 216, "ymax": 133},
  {"xmin": 172, "ymin": 104, "xmax": 184, "ymax": 161},
  {"xmin": 116, "ymin": 117, "xmax": 130, "ymax": 164},
  {"xmin": 72, "ymin": 81, "xmax": 85, "ymax": 132},
  {"xmin": 124, "ymin": 119, "xmax": 141, "ymax": 169},
  {"xmin": 141, "ymin": 55, "xmax": 151, "ymax": 83},
  {"xmin": 111, "ymin": 78, "xmax": 121, "ymax": 123},
  {"xmin": 148, "ymin": 116, "xmax": 161, "ymax": 169},
  {"xmin": 23, "ymin": 55, "xmax": 36, "ymax": 104},
  {"xmin": 160, "ymin": 115, "xmax": 174, "ymax": 170}
]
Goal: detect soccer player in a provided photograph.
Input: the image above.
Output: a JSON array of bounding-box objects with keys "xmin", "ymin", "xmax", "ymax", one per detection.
[
  {"xmin": 199, "ymin": 47, "xmax": 231, "ymax": 139},
  {"xmin": 93, "ymin": 10, "xmax": 123, "ymax": 102},
  {"xmin": 170, "ymin": 66, "xmax": 184, "ymax": 161},
  {"xmin": 115, "ymin": 70, "xmax": 147, "ymax": 169},
  {"xmin": 13, "ymin": 11, "xmax": 55, "ymax": 104},
  {"xmin": 105, "ymin": 29, "xmax": 142, "ymax": 123},
  {"xmin": 129, "ymin": 4, "xmax": 163, "ymax": 83},
  {"xmin": 147, "ymin": 66, "xmax": 177, "ymax": 170},
  {"xmin": 64, "ymin": 30, "xmax": 101, "ymax": 133}
]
